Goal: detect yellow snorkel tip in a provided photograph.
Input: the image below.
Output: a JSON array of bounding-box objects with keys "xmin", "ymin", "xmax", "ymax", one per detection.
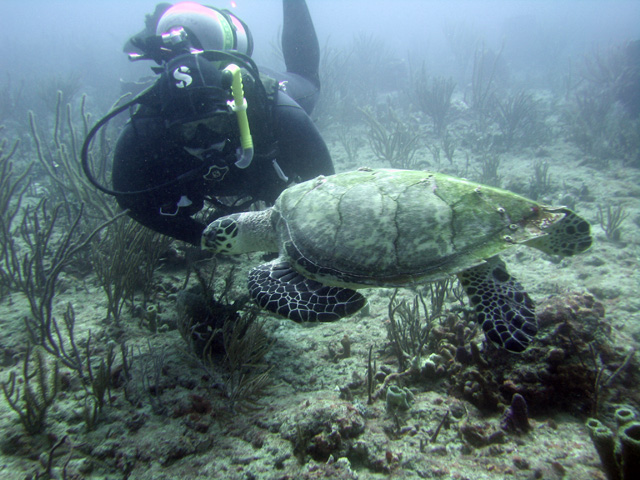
[{"xmin": 223, "ymin": 64, "xmax": 254, "ymax": 168}]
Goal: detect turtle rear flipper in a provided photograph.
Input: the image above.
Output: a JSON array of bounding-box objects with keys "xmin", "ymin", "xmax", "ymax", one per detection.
[
  {"xmin": 457, "ymin": 256, "xmax": 537, "ymax": 353},
  {"xmin": 248, "ymin": 261, "xmax": 366, "ymax": 322}
]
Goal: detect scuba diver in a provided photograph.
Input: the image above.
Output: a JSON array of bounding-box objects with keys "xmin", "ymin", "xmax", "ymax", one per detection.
[{"xmin": 82, "ymin": 1, "xmax": 333, "ymax": 246}]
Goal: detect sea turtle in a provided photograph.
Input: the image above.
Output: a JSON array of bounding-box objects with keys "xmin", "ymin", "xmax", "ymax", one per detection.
[{"xmin": 202, "ymin": 168, "xmax": 591, "ymax": 352}]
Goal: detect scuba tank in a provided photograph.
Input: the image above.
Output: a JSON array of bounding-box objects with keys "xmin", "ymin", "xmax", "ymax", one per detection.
[{"xmin": 81, "ymin": 48, "xmax": 277, "ymax": 198}]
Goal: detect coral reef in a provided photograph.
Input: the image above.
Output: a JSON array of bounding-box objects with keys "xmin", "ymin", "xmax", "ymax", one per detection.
[
  {"xmin": 280, "ymin": 399, "xmax": 366, "ymax": 462},
  {"xmin": 425, "ymin": 292, "xmax": 638, "ymax": 416}
]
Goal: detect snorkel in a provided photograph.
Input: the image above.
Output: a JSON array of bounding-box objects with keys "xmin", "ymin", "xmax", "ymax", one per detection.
[{"xmin": 223, "ymin": 64, "xmax": 254, "ymax": 168}]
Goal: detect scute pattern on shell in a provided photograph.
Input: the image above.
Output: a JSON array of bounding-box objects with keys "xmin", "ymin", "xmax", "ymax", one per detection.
[{"xmin": 273, "ymin": 169, "xmax": 542, "ymax": 288}]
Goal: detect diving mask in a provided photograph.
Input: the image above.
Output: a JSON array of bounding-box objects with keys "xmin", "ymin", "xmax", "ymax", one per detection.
[{"xmin": 179, "ymin": 110, "xmax": 236, "ymax": 142}]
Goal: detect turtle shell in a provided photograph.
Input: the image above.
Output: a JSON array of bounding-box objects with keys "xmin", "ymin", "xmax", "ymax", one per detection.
[{"xmin": 273, "ymin": 169, "xmax": 548, "ymax": 288}]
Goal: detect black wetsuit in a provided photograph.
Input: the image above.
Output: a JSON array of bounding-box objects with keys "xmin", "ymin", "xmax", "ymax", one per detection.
[{"xmin": 113, "ymin": 0, "xmax": 333, "ymax": 246}]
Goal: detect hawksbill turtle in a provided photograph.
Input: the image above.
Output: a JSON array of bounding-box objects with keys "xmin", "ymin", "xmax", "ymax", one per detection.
[{"xmin": 202, "ymin": 168, "xmax": 591, "ymax": 352}]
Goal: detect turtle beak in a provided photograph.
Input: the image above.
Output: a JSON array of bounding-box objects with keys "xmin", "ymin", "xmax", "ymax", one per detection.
[
  {"xmin": 201, "ymin": 216, "xmax": 243, "ymax": 254},
  {"xmin": 201, "ymin": 228, "xmax": 216, "ymax": 251},
  {"xmin": 535, "ymin": 207, "xmax": 567, "ymax": 232},
  {"xmin": 201, "ymin": 221, "xmax": 223, "ymax": 252},
  {"xmin": 526, "ymin": 207, "xmax": 592, "ymax": 256}
]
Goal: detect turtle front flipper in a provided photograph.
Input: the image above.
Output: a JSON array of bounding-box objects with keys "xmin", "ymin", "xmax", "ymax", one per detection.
[
  {"xmin": 248, "ymin": 261, "xmax": 366, "ymax": 322},
  {"xmin": 457, "ymin": 256, "xmax": 537, "ymax": 353}
]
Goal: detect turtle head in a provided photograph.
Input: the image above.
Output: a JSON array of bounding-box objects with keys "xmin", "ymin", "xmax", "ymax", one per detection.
[
  {"xmin": 202, "ymin": 215, "xmax": 243, "ymax": 254},
  {"xmin": 201, "ymin": 210, "xmax": 278, "ymax": 254},
  {"xmin": 524, "ymin": 207, "xmax": 592, "ymax": 256}
]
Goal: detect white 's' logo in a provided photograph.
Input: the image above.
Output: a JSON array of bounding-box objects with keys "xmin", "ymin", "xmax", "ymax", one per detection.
[{"xmin": 173, "ymin": 66, "xmax": 192, "ymax": 88}]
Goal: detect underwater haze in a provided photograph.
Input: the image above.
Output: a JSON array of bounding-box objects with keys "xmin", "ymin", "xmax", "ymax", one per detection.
[
  {"xmin": 2, "ymin": 1, "xmax": 639, "ymax": 106},
  {"xmin": 1, "ymin": 1, "xmax": 640, "ymax": 479}
]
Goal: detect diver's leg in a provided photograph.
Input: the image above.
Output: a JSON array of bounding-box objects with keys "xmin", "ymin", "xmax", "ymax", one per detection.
[{"xmin": 282, "ymin": 0, "xmax": 320, "ymax": 89}]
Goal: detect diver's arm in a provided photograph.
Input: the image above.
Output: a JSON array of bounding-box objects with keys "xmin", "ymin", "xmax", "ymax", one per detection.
[
  {"xmin": 113, "ymin": 181, "xmax": 207, "ymax": 246},
  {"xmin": 124, "ymin": 206, "xmax": 206, "ymax": 246},
  {"xmin": 112, "ymin": 122, "xmax": 207, "ymax": 246}
]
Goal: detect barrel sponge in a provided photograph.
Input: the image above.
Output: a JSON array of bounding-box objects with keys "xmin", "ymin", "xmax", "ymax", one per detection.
[
  {"xmin": 619, "ymin": 422, "xmax": 640, "ymax": 480},
  {"xmin": 586, "ymin": 418, "xmax": 620, "ymax": 480},
  {"xmin": 614, "ymin": 407, "xmax": 637, "ymax": 428},
  {"xmin": 385, "ymin": 385, "xmax": 413, "ymax": 412},
  {"xmin": 501, "ymin": 393, "xmax": 531, "ymax": 433}
]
